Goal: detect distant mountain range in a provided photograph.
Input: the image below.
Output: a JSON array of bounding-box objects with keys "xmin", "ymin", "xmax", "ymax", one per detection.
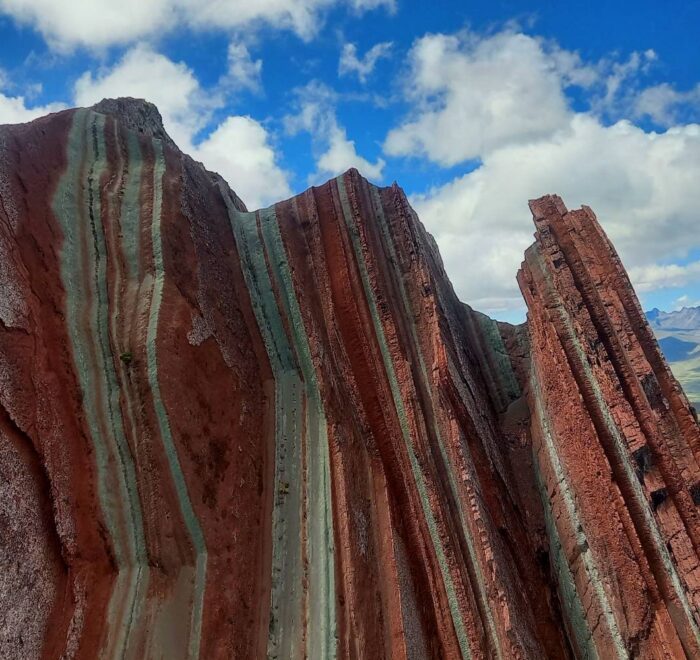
[
  {"xmin": 646, "ymin": 306, "xmax": 700, "ymax": 406},
  {"xmin": 647, "ymin": 306, "xmax": 700, "ymax": 331}
]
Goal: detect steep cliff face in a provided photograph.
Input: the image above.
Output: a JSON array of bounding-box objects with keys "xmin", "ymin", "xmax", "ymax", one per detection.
[
  {"xmin": 1, "ymin": 101, "xmax": 699, "ymax": 659},
  {"xmin": 519, "ymin": 196, "xmax": 700, "ymax": 658}
]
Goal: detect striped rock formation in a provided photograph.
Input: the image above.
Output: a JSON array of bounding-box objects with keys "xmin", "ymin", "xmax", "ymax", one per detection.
[
  {"xmin": 518, "ymin": 197, "xmax": 700, "ymax": 659},
  {"xmin": 1, "ymin": 99, "xmax": 699, "ymax": 659}
]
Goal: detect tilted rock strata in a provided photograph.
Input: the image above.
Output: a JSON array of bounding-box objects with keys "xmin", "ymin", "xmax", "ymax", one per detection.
[
  {"xmin": 519, "ymin": 196, "xmax": 700, "ymax": 658},
  {"xmin": 1, "ymin": 101, "xmax": 700, "ymax": 659},
  {"xmin": 0, "ymin": 102, "xmax": 567, "ymax": 659}
]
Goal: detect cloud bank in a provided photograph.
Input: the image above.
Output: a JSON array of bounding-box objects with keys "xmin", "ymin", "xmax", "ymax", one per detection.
[
  {"xmin": 0, "ymin": 0, "xmax": 392, "ymax": 49},
  {"xmin": 390, "ymin": 29, "xmax": 700, "ymax": 316}
]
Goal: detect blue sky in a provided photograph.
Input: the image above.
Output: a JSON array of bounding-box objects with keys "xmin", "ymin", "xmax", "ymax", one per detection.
[{"xmin": 1, "ymin": 0, "xmax": 699, "ymax": 322}]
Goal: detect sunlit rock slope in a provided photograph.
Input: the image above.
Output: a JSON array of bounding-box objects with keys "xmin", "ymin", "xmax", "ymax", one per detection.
[{"xmin": 2, "ymin": 99, "xmax": 700, "ymax": 659}]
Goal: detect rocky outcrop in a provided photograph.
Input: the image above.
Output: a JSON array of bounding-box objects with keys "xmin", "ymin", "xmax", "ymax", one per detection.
[
  {"xmin": 1, "ymin": 101, "xmax": 699, "ymax": 659},
  {"xmin": 519, "ymin": 196, "xmax": 700, "ymax": 658}
]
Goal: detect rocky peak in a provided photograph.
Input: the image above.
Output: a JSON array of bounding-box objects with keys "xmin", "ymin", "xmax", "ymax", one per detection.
[
  {"xmin": 91, "ymin": 97, "xmax": 176, "ymax": 148},
  {"xmin": 2, "ymin": 103, "xmax": 700, "ymax": 659}
]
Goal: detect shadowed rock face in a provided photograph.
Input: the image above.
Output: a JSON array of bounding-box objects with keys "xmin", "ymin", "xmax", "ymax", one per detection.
[{"xmin": 1, "ymin": 100, "xmax": 699, "ymax": 659}]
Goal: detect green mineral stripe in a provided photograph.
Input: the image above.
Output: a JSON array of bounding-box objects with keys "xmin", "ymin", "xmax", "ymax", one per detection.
[
  {"xmin": 119, "ymin": 129, "xmax": 144, "ymax": 280},
  {"xmin": 220, "ymin": 194, "xmax": 295, "ymax": 372},
  {"xmin": 472, "ymin": 311, "xmax": 521, "ymax": 408},
  {"xmin": 530, "ymin": 392, "xmax": 598, "ymax": 660},
  {"xmin": 367, "ymin": 187, "xmax": 502, "ymax": 659},
  {"xmin": 529, "ymin": 362, "xmax": 622, "ymax": 657},
  {"xmin": 107, "ymin": 117, "xmax": 151, "ymax": 654},
  {"xmin": 528, "ymin": 245, "xmax": 700, "ymax": 650},
  {"xmin": 272, "ymin": 371, "xmax": 305, "ymax": 660},
  {"xmin": 302, "ymin": 397, "xmax": 336, "ymax": 659},
  {"xmin": 53, "ymin": 109, "xmax": 148, "ymax": 656},
  {"xmin": 257, "ymin": 204, "xmax": 337, "ymax": 659},
  {"xmin": 256, "ymin": 205, "xmax": 322, "ymax": 394},
  {"xmin": 145, "ymin": 138, "xmax": 207, "ymax": 659},
  {"xmin": 335, "ymin": 176, "xmax": 472, "ymax": 660},
  {"xmin": 527, "ymin": 249, "xmax": 627, "ymax": 657},
  {"xmin": 219, "ymin": 189, "xmax": 304, "ymax": 659},
  {"xmin": 92, "ymin": 114, "xmax": 149, "ymax": 656}
]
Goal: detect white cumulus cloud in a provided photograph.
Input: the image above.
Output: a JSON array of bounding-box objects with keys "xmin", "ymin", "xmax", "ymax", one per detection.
[
  {"xmin": 0, "ymin": 0, "xmax": 390, "ymax": 50},
  {"xmin": 347, "ymin": 0, "xmax": 396, "ymax": 13},
  {"xmin": 394, "ymin": 29, "xmax": 700, "ymax": 318},
  {"xmin": 0, "ymin": 0, "xmax": 175, "ymax": 50},
  {"xmin": 0, "ymin": 66, "xmax": 66, "ymax": 124},
  {"xmin": 225, "ymin": 42, "xmax": 263, "ymax": 93},
  {"xmin": 74, "ymin": 45, "xmax": 291, "ymax": 209},
  {"xmin": 412, "ymin": 116, "xmax": 700, "ymax": 316},
  {"xmin": 634, "ymin": 82, "xmax": 700, "ymax": 127},
  {"xmin": 384, "ymin": 30, "xmax": 575, "ymax": 166},
  {"xmin": 285, "ymin": 81, "xmax": 384, "ymax": 182},
  {"xmin": 315, "ymin": 124, "xmax": 385, "ymax": 179},
  {"xmin": 0, "ymin": 94, "xmax": 65, "ymax": 125},
  {"xmin": 74, "ymin": 44, "xmax": 213, "ymax": 150},
  {"xmin": 338, "ymin": 41, "xmax": 393, "ymax": 83},
  {"xmin": 195, "ymin": 116, "xmax": 292, "ymax": 209},
  {"xmin": 630, "ymin": 261, "xmax": 700, "ymax": 293}
]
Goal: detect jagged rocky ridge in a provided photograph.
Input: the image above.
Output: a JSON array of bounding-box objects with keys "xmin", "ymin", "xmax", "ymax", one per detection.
[{"xmin": 1, "ymin": 100, "xmax": 700, "ymax": 659}]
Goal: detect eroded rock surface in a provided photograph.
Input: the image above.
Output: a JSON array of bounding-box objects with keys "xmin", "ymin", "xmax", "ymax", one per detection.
[
  {"xmin": 519, "ymin": 196, "xmax": 700, "ymax": 658},
  {"xmin": 1, "ymin": 101, "xmax": 699, "ymax": 658}
]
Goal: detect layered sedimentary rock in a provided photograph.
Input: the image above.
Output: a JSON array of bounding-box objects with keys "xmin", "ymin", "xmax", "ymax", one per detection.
[
  {"xmin": 519, "ymin": 196, "xmax": 700, "ymax": 658},
  {"xmin": 1, "ymin": 100, "xmax": 699, "ymax": 659}
]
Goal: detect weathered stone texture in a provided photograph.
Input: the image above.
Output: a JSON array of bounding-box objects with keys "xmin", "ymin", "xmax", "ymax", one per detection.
[
  {"xmin": 1, "ymin": 102, "xmax": 699, "ymax": 659},
  {"xmin": 519, "ymin": 195, "xmax": 700, "ymax": 658}
]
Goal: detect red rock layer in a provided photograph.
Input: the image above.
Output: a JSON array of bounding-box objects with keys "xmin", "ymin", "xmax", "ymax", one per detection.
[
  {"xmin": 1, "ymin": 102, "xmax": 573, "ymax": 659},
  {"xmin": 519, "ymin": 195, "xmax": 700, "ymax": 658},
  {"xmin": 3, "ymin": 100, "xmax": 700, "ymax": 659},
  {"xmin": 0, "ymin": 106, "xmax": 271, "ymax": 660}
]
